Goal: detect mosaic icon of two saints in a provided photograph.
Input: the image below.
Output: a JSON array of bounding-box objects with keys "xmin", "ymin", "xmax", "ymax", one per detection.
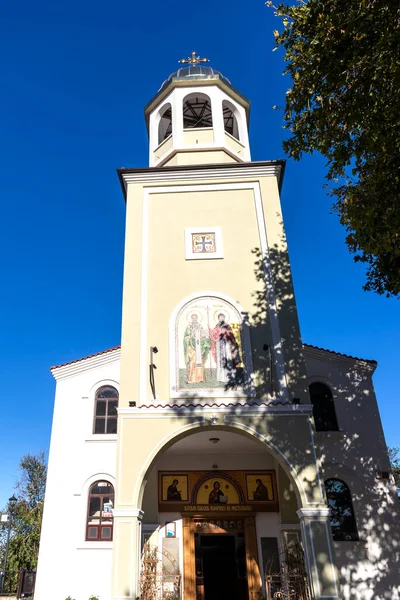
[{"xmin": 177, "ymin": 297, "xmax": 245, "ymax": 391}]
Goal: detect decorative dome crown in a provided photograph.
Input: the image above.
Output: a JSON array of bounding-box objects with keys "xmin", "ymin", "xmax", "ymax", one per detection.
[
  {"xmin": 144, "ymin": 52, "xmax": 251, "ymax": 168},
  {"xmin": 159, "ymin": 66, "xmax": 232, "ymax": 93}
]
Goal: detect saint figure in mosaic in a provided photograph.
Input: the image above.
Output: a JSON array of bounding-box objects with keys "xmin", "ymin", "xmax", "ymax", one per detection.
[
  {"xmin": 183, "ymin": 313, "xmax": 211, "ymax": 383},
  {"xmin": 210, "ymin": 313, "xmax": 241, "ymax": 383},
  {"xmin": 176, "ymin": 296, "xmax": 246, "ymax": 392}
]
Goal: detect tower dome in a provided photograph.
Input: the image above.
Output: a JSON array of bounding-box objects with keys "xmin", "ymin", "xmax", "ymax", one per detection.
[
  {"xmin": 145, "ymin": 53, "xmax": 251, "ymax": 167},
  {"xmin": 158, "ymin": 65, "xmax": 233, "ymax": 93}
]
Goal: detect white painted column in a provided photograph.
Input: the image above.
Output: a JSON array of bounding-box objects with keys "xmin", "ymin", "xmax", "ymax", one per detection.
[
  {"xmin": 212, "ymin": 87, "xmax": 226, "ymax": 149},
  {"xmin": 111, "ymin": 508, "xmax": 144, "ymax": 600},
  {"xmin": 297, "ymin": 508, "xmax": 341, "ymax": 599},
  {"xmin": 172, "ymin": 88, "xmax": 184, "ymax": 150}
]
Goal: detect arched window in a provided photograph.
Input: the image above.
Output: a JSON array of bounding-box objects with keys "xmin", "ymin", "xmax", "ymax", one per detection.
[
  {"xmin": 93, "ymin": 386, "xmax": 118, "ymax": 434},
  {"xmin": 183, "ymin": 93, "xmax": 213, "ymax": 129},
  {"xmin": 158, "ymin": 103, "xmax": 172, "ymax": 144},
  {"xmin": 309, "ymin": 382, "xmax": 339, "ymax": 431},
  {"xmin": 223, "ymin": 100, "xmax": 240, "ymax": 140},
  {"xmin": 325, "ymin": 479, "xmax": 359, "ymax": 541},
  {"xmin": 86, "ymin": 481, "xmax": 114, "ymax": 541}
]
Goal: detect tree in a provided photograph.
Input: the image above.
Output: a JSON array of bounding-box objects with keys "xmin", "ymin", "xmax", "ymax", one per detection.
[
  {"xmin": 388, "ymin": 446, "xmax": 400, "ymax": 489},
  {"xmin": 267, "ymin": 0, "xmax": 400, "ymax": 297},
  {"xmin": 0, "ymin": 452, "xmax": 47, "ymax": 572}
]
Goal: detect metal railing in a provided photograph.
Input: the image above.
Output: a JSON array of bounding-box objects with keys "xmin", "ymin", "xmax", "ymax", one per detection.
[
  {"xmin": 265, "ymin": 544, "xmax": 312, "ymax": 600},
  {"xmin": 0, "ymin": 570, "xmax": 36, "ymax": 598}
]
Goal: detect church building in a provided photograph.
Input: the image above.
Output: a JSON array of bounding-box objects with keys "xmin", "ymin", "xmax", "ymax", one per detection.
[{"xmin": 35, "ymin": 54, "xmax": 400, "ymax": 600}]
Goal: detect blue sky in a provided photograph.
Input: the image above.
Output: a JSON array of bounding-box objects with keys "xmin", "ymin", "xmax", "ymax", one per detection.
[{"xmin": 0, "ymin": 0, "xmax": 398, "ymax": 508}]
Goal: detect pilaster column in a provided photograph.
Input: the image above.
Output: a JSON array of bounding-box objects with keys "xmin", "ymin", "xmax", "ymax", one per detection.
[
  {"xmin": 212, "ymin": 88, "xmax": 226, "ymax": 149},
  {"xmin": 111, "ymin": 508, "xmax": 144, "ymax": 600},
  {"xmin": 297, "ymin": 508, "xmax": 340, "ymax": 599},
  {"xmin": 173, "ymin": 88, "xmax": 184, "ymax": 149}
]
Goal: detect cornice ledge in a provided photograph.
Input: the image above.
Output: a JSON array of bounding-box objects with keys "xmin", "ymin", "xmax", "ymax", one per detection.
[
  {"xmin": 303, "ymin": 345, "xmax": 376, "ymax": 373},
  {"xmin": 51, "ymin": 348, "xmax": 121, "ymax": 381},
  {"xmin": 118, "ymin": 403, "xmax": 313, "ymax": 417},
  {"xmin": 119, "ymin": 162, "xmax": 283, "ymax": 187}
]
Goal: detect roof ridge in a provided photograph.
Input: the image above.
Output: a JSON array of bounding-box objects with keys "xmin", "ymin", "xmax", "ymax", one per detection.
[
  {"xmin": 50, "ymin": 345, "xmax": 121, "ymax": 370},
  {"xmin": 303, "ymin": 343, "xmax": 376, "ymax": 364}
]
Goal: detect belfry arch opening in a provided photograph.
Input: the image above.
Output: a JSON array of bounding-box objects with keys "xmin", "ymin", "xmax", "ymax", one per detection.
[
  {"xmin": 223, "ymin": 100, "xmax": 240, "ymax": 140},
  {"xmin": 183, "ymin": 92, "xmax": 213, "ymax": 129},
  {"xmin": 158, "ymin": 103, "xmax": 172, "ymax": 144}
]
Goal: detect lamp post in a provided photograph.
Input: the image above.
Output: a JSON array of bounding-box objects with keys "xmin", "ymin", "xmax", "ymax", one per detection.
[{"xmin": 0, "ymin": 495, "xmax": 17, "ymax": 594}]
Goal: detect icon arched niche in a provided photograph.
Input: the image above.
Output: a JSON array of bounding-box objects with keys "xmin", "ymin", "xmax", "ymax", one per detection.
[
  {"xmin": 138, "ymin": 423, "xmax": 308, "ymax": 517},
  {"xmin": 182, "ymin": 92, "xmax": 213, "ymax": 129},
  {"xmin": 222, "ymin": 99, "xmax": 240, "ymax": 141},
  {"xmin": 157, "ymin": 102, "xmax": 172, "ymax": 144},
  {"xmin": 169, "ymin": 293, "xmax": 254, "ymax": 398}
]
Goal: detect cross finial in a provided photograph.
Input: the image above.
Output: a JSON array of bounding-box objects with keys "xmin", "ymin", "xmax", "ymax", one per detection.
[{"xmin": 178, "ymin": 51, "xmax": 210, "ymax": 67}]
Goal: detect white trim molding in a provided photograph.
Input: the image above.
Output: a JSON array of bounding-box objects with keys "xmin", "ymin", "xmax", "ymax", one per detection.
[
  {"xmin": 76, "ymin": 541, "xmax": 113, "ymax": 550},
  {"xmin": 120, "ymin": 162, "xmax": 282, "ymax": 188},
  {"xmin": 112, "ymin": 508, "xmax": 144, "ymax": 519},
  {"xmin": 297, "ymin": 508, "xmax": 330, "ymax": 519},
  {"xmin": 51, "ymin": 347, "xmax": 121, "ymax": 380}
]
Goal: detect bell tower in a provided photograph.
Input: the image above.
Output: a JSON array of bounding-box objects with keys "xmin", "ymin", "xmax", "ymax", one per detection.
[
  {"xmin": 112, "ymin": 54, "xmax": 340, "ymax": 600},
  {"xmin": 146, "ymin": 52, "xmax": 251, "ymax": 166}
]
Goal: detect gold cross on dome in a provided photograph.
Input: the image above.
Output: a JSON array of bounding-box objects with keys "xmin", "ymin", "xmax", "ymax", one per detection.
[{"xmin": 178, "ymin": 51, "xmax": 210, "ymax": 66}]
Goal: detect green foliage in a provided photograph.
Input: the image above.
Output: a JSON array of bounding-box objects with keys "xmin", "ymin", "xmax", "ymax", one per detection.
[
  {"xmin": 267, "ymin": 0, "xmax": 400, "ymax": 297},
  {"xmin": 0, "ymin": 452, "xmax": 47, "ymax": 571},
  {"xmin": 388, "ymin": 447, "xmax": 400, "ymax": 488}
]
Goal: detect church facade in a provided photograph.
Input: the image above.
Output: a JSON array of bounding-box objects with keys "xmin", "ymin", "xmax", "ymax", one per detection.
[{"xmin": 35, "ymin": 57, "xmax": 400, "ymax": 600}]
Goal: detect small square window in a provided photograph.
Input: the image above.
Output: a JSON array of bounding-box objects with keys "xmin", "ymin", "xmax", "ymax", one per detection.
[
  {"xmin": 101, "ymin": 527, "xmax": 112, "ymax": 539},
  {"xmin": 106, "ymin": 418, "xmax": 117, "ymax": 434},
  {"xmin": 89, "ymin": 497, "xmax": 101, "ymax": 518},
  {"xmin": 96, "ymin": 400, "xmax": 107, "ymax": 416},
  {"xmin": 94, "ymin": 418, "xmax": 106, "ymax": 434},
  {"xmin": 108, "ymin": 400, "xmax": 118, "ymax": 415},
  {"xmin": 87, "ymin": 526, "xmax": 98, "ymax": 539}
]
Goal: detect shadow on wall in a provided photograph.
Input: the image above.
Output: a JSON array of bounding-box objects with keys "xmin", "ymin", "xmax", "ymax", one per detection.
[
  {"xmin": 312, "ymin": 364, "xmax": 400, "ymax": 598},
  {"xmin": 260, "ymin": 233, "xmax": 400, "ymax": 598},
  {"xmin": 147, "ymin": 233, "xmax": 400, "ymax": 598}
]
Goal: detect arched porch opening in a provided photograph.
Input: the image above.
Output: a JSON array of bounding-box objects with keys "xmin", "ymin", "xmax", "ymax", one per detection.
[{"xmin": 137, "ymin": 424, "xmax": 307, "ymax": 600}]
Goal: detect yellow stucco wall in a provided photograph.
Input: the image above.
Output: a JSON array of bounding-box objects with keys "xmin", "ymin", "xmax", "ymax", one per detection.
[
  {"xmin": 154, "ymin": 134, "xmax": 173, "ymax": 162},
  {"xmin": 119, "ymin": 173, "xmax": 308, "ymax": 407},
  {"xmin": 183, "ymin": 128, "xmax": 214, "ymax": 145},
  {"xmin": 146, "ymin": 187, "xmax": 264, "ymax": 400},
  {"xmin": 164, "ymin": 150, "xmax": 237, "ymax": 166},
  {"xmin": 113, "ymin": 165, "xmax": 337, "ymax": 599}
]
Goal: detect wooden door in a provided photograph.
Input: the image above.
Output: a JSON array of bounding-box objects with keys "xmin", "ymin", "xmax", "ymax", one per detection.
[
  {"xmin": 183, "ymin": 516, "xmax": 196, "ymax": 600},
  {"xmin": 244, "ymin": 516, "xmax": 263, "ymax": 600},
  {"xmin": 183, "ymin": 515, "xmax": 262, "ymax": 600}
]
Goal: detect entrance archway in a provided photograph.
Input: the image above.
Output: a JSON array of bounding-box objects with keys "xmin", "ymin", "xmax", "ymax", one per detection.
[{"xmin": 138, "ymin": 426, "xmax": 304, "ymax": 600}]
